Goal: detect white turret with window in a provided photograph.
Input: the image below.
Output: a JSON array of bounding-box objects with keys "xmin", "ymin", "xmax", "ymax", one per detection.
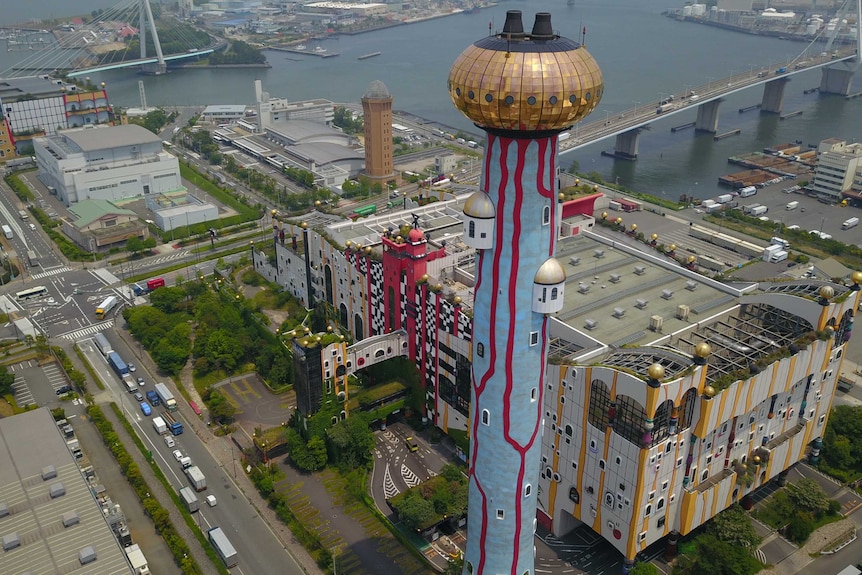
[
  {"xmin": 533, "ymin": 258, "xmax": 566, "ymax": 314},
  {"xmin": 462, "ymin": 191, "xmax": 495, "ymax": 249}
]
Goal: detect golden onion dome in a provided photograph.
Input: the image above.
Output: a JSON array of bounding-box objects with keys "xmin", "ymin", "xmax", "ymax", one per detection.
[
  {"xmin": 694, "ymin": 342, "xmax": 711, "ymax": 358},
  {"xmin": 703, "ymin": 385, "xmax": 716, "ymax": 398},
  {"xmin": 647, "ymin": 363, "xmax": 665, "ymax": 381},
  {"xmin": 852, "ymin": 271, "xmax": 862, "ymax": 284},
  {"xmin": 448, "ymin": 11, "xmax": 603, "ymax": 132},
  {"xmin": 464, "ymin": 191, "xmax": 496, "ymax": 219},
  {"xmin": 819, "ymin": 285, "xmax": 834, "ymax": 299},
  {"xmin": 534, "ymin": 258, "xmax": 566, "ymax": 285}
]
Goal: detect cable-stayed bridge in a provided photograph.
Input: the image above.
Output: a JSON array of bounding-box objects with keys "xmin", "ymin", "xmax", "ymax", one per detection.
[{"xmin": 1, "ymin": 0, "xmax": 223, "ymax": 78}]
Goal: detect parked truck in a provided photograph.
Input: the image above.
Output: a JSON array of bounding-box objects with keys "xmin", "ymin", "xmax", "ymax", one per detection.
[
  {"xmin": 180, "ymin": 486, "xmax": 199, "ymax": 513},
  {"xmin": 208, "ymin": 527, "xmax": 238, "ymax": 567},
  {"xmin": 162, "ymin": 410, "xmax": 183, "ymax": 435},
  {"xmin": 739, "ymin": 186, "xmax": 757, "ymax": 197},
  {"xmin": 770, "ymin": 250, "xmax": 788, "ymax": 263},
  {"xmin": 95, "ymin": 295, "xmax": 118, "ymax": 320},
  {"xmin": 146, "ymin": 277, "xmax": 165, "ymax": 292},
  {"xmin": 145, "ymin": 390, "xmax": 160, "ymax": 406},
  {"xmin": 185, "ymin": 466, "xmax": 207, "ymax": 492},
  {"xmin": 842, "ymin": 217, "xmax": 859, "ymax": 230},
  {"xmin": 154, "ymin": 382, "xmax": 177, "ymax": 411},
  {"xmin": 124, "ymin": 544, "xmax": 151, "ymax": 575},
  {"xmin": 750, "ymin": 205, "xmax": 768, "ymax": 217},
  {"xmin": 93, "ymin": 333, "xmax": 112, "ymax": 357},
  {"xmin": 107, "ymin": 352, "xmax": 129, "ymax": 376},
  {"xmin": 152, "ymin": 416, "xmax": 168, "ymax": 435}
]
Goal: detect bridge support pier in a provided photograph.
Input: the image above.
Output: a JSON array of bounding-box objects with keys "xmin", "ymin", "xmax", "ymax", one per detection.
[
  {"xmin": 761, "ymin": 78, "xmax": 789, "ymax": 114},
  {"xmin": 613, "ymin": 129, "xmax": 641, "ymax": 160},
  {"xmin": 140, "ymin": 62, "xmax": 167, "ymax": 75},
  {"xmin": 694, "ymin": 99, "xmax": 722, "ymax": 133},
  {"xmin": 820, "ymin": 67, "xmax": 854, "ymax": 95}
]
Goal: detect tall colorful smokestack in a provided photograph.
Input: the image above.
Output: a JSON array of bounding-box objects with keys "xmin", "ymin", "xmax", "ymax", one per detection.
[{"xmin": 449, "ymin": 11, "xmax": 603, "ymax": 575}]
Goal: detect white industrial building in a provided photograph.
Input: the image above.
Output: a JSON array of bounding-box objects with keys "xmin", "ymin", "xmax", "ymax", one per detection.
[
  {"xmin": 146, "ymin": 190, "xmax": 219, "ymax": 232},
  {"xmin": 33, "ymin": 124, "xmax": 182, "ymax": 206},
  {"xmin": 809, "ymin": 138, "xmax": 862, "ymax": 200}
]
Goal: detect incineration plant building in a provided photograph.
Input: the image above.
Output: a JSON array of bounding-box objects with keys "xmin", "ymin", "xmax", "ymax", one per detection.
[{"xmin": 251, "ymin": 191, "xmax": 860, "ymax": 568}]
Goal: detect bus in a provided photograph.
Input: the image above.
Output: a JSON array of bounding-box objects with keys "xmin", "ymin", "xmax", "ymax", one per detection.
[
  {"xmin": 16, "ymin": 286, "xmax": 48, "ymax": 301},
  {"xmin": 2, "ymin": 225, "xmax": 12, "ymax": 239}
]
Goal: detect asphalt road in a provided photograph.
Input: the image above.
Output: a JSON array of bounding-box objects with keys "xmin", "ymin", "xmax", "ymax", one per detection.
[{"xmin": 83, "ymin": 327, "xmax": 308, "ymax": 575}]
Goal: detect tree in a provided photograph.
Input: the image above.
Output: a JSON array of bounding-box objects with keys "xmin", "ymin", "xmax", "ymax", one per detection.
[
  {"xmin": 34, "ymin": 334, "xmax": 49, "ymax": 357},
  {"xmin": 326, "ymin": 413, "xmax": 375, "ymax": 469},
  {"xmin": 126, "ymin": 236, "xmax": 144, "ymax": 255},
  {"xmin": 821, "ymin": 405, "xmax": 862, "ymax": 480},
  {"xmin": 142, "ymin": 236, "xmax": 157, "ymax": 251},
  {"xmin": 706, "ymin": 504, "xmax": 760, "ymax": 548},
  {"xmin": 394, "ymin": 491, "xmax": 435, "ymax": 530},
  {"xmin": 785, "ymin": 478, "xmax": 830, "ymax": 515},
  {"xmin": 149, "ymin": 287, "xmax": 188, "ymax": 314},
  {"xmin": 208, "ymin": 390, "xmax": 237, "ymax": 424},
  {"xmin": 0, "ymin": 365, "xmax": 14, "ymax": 395},
  {"xmin": 685, "ymin": 535, "xmax": 763, "ymax": 575}
]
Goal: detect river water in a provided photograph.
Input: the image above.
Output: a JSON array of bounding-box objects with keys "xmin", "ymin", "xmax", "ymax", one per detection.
[{"xmin": 3, "ymin": 0, "xmax": 862, "ymax": 200}]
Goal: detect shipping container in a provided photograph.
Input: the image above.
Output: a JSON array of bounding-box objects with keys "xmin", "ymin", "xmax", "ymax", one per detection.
[
  {"xmin": 208, "ymin": 527, "xmax": 237, "ymax": 567},
  {"xmin": 146, "ymin": 277, "xmax": 166, "ymax": 292},
  {"xmin": 107, "ymin": 352, "xmax": 129, "ymax": 376},
  {"xmin": 155, "ymin": 382, "xmax": 177, "ymax": 411},
  {"xmin": 93, "ymin": 333, "xmax": 112, "ymax": 357},
  {"xmin": 180, "ymin": 486, "xmax": 199, "ymax": 513}
]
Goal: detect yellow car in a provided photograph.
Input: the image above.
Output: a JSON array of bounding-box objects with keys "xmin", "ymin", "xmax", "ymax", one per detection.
[{"xmin": 405, "ymin": 437, "xmax": 419, "ymax": 452}]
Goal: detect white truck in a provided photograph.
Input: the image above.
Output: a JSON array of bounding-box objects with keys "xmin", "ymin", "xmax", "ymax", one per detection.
[
  {"xmin": 180, "ymin": 486, "xmax": 200, "ymax": 513},
  {"xmin": 842, "ymin": 217, "xmax": 859, "ymax": 230},
  {"xmin": 716, "ymin": 194, "xmax": 733, "ymax": 204},
  {"xmin": 763, "ymin": 244, "xmax": 782, "ymax": 262},
  {"xmin": 770, "ymin": 250, "xmax": 789, "ymax": 263},
  {"xmin": 125, "ymin": 544, "xmax": 150, "ymax": 575},
  {"xmin": 185, "ymin": 466, "xmax": 207, "ymax": 492},
  {"xmin": 750, "ymin": 205, "xmax": 768, "ymax": 217},
  {"xmin": 739, "ymin": 186, "xmax": 757, "ymax": 197},
  {"xmin": 152, "ymin": 417, "xmax": 168, "ymax": 435}
]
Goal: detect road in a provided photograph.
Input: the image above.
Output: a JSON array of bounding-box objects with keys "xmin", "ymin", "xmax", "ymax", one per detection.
[{"xmin": 81, "ymin": 328, "xmax": 308, "ymax": 575}]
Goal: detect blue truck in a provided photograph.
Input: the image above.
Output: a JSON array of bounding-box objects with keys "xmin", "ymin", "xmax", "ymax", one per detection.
[
  {"xmin": 107, "ymin": 352, "xmax": 129, "ymax": 376},
  {"xmin": 146, "ymin": 390, "xmax": 161, "ymax": 406},
  {"xmin": 162, "ymin": 410, "xmax": 184, "ymax": 435}
]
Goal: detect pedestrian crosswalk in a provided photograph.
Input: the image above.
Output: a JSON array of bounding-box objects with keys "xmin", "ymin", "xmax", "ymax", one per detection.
[
  {"xmin": 401, "ymin": 463, "xmax": 421, "ymax": 488},
  {"xmin": 60, "ymin": 320, "xmax": 113, "ymax": 341},
  {"xmin": 30, "ymin": 266, "xmax": 71, "ymax": 280}
]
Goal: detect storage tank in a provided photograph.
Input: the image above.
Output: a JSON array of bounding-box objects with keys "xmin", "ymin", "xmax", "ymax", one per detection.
[
  {"xmin": 691, "ymin": 4, "xmax": 706, "ymax": 17},
  {"xmin": 682, "ymin": 5, "xmax": 693, "ymax": 17},
  {"xmin": 806, "ymin": 22, "xmax": 820, "ymax": 35}
]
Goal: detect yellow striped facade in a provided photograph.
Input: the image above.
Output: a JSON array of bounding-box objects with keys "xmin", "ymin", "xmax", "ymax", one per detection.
[{"xmin": 537, "ymin": 292, "xmax": 860, "ymax": 562}]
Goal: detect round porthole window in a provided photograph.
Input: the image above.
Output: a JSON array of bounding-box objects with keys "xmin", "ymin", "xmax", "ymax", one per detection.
[
  {"xmin": 505, "ymin": 95, "xmax": 515, "ymax": 105},
  {"xmin": 485, "ymin": 93, "xmax": 493, "ymax": 103},
  {"xmin": 527, "ymin": 96, "xmax": 537, "ymax": 105}
]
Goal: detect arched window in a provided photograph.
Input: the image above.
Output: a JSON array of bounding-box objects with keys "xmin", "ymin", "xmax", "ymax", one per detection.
[
  {"xmin": 542, "ymin": 205, "xmax": 551, "ymax": 225},
  {"xmin": 468, "ymin": 220, "xmax": 476, "ymax": 238},
  {"xmin": 565, "ymin": 425, "xmax": 573, "ymax": 437},
  {"xmin": 587, "ymin": 379, "xmax": 611, "ymax": 430},
  {"xmin": 551, "ymin": 287, "xmax": 558, "ymax": 301},
  {"xmin": 614, "ymin": 395, "xmax": 648, "ymax": 446},
  {"xmin": 524, "ymin": 484, "xmax": 532, "ymax": 498},
  {"xmin": 482, "ymin": 409, "xmax": 490, "ymax": 425},
  {"xmin": 678, "ymin": 388, "xmax": 697, "ymax": 431},
  {"xmin": 657, "ymin": 497, "xmax": 665, "ymax": 510}
]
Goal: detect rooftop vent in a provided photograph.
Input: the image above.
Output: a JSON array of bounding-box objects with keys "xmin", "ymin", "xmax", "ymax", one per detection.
[
  {"xmin": 49, "ymin": 483, "xmax": 66, "ymax": 499},
  {"xmin": 2, "ymin": 533, "xmax": 20, "ymax": 551},
  {"xmin": 685, "ymin": 280, "xmax": 698, "ymax": 291},
  {"xmin": 569, "ymin": 256, "xmax": 580, "ymax": 266},
  {"xmin": 677, "ymin": 304, "xmax": 690, "ymax": 320},
  {"xmin": 578, "ymin": 283, "xmax": 590, "ymax": 294},
  {"xmin": 584, "ymin": 319, "xmax": 598, "ymax": 330},
  {"xmin": 612, "ymin": 307, "xmax": 626, "ymax": 318},
  {"xmin": 634, "ymin": 265, "xmax": 646, "ymax": 275},
  {"xmin": 594, "ymin": 249, "xmax": 605, "ymax": 259},
  {"xmin": 649, "ymin": 315, "xmax": 663, "ymax": 332},
  {"xmin": 41, "ymin": 465, "xmax": 57, "ymax": 481},
  {"xmin": 661, "ymin": 289, "xmax": 674, "ymax": 300},
  {"xmin": 0, "ymin": 503, "xmax": 7, "ymax": 519},
  {"xmin": 62, "ymin": 511, "xmax": 80, "ymax": 528},
  {"xmin": 78, "ymin": 545, "xmax": 97, "ymax": 565},
  {"xmin": 635, "ymin": 298, "xmax": 648, "ymax": 309},
  {"xmin": 609, "ymin": 273, "xmax": 621, "ymax": 283}
]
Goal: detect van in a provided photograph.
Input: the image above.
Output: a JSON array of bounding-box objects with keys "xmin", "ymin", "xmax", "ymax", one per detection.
[
  {"xmin": 841, "ymin": 217, "xmax": 859, "ymax": 230},
  {"xmin": 770, "ymin": 237, "xmax": 790, "ymax": 250},
  {"xmin": 739, "ymin": 186, "xmax": 757, "ymax": 197},
  {"xmin": 180, "ymin": 456, "xmax": 192, "ymax": 469},
  {"xmin": 786, "ymin": 201, "xmax": 799, "ymax": 210}
]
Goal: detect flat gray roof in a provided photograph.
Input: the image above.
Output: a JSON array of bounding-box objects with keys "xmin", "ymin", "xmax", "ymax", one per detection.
[
  {"xmin": 0, "ymin": 408, "xmax": 131, "ymax": 575},
  {"xmin": 64, "ymin": 124, "xmax": 162, "ymax": 153}
]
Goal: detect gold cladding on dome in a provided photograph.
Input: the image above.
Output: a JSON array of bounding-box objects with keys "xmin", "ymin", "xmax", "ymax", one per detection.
[
  {"xmin": 703, "ymin": 385, "xmax": 716, "ymax": 398},
  {"xmin": 852, "ymin": 271, "xmax": 862, "ymax": 284},
  {"xmin": 464, "ymin": 192, "xmax": 496, "ymax": 218},
  {"xmin": 647, "ymin": 363, "xmax": 665, "ymax": 381},
  {"xmin": 448, "ymin": 11, "xmax": 603, "ymax": 132},
  {"xmin": 694, "ymin": 342, "xmax": 711, "ymax": 358},
  {"xmin": 819, "ymin": 285, "xmax": 834, "ymax": 299},
  {"xmin": 534, "ymin": 258, "xmax": 566, "ymax": 285}
]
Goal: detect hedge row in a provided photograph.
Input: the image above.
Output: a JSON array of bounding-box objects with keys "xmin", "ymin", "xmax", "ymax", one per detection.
[
  {"xmin": 4, "ymin": 171, "xmax": 35, "ymax": 202},
  {"xmin": 87, "ymin": 404, "xmax": 222, "ymax": 575}
]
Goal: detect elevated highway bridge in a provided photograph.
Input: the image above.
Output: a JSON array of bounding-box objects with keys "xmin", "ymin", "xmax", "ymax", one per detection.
[{"xmin": 560, "ymin": 47, "xmax": 860, "ymax": 159}]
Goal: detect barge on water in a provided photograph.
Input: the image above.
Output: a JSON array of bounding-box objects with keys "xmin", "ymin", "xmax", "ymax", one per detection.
[{"xmin": 358, "ymin": 51, "xmax": 382, "ymax": 60}]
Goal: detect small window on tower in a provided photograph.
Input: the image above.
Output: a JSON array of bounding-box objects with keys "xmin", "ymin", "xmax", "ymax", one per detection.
[
  {"xmin": 530, "ymin": 331, "xmax": 539, "ymax": 346},
  {"xmin": 482, "ymin": 409, "xmax": 490, "ymax": 425},
  {"xmin": 497, "ymin": 509, "xmax": 505, "ymax": 520},
  {"xmin": 468, "ymin": 220, "xmax": 475, "ymax": 238},
  {"xmin": 476, "ymin": 342, "xmax": 484, "ymax": 358},
  {"xmin": 543, "ymin": 205, "xmax": 551, "ymax": 225}
]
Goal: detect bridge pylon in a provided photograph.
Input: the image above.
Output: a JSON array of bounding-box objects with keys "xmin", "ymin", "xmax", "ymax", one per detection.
[
  {"xmin": 139, "ymin": 0, "xmax": 166, "ymax": 75},
  {"xmin": 819, "ymin": 0, "xmax": 861, "ymax": 96}
]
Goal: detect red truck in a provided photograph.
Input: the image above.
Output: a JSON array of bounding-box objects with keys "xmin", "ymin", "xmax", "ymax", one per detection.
[{"xmin": 146, "ymin": 277, "xmax": 166, "ymax": 292}]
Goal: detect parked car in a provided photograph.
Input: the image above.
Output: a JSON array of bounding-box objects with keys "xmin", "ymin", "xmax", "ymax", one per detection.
[
  {"xmin": 140, "ymin": 402, "xmax": 152, "ymax": 416},
  {"xmin": 55, "ymin": 385, "xmax": 72, "ymax": 396}
]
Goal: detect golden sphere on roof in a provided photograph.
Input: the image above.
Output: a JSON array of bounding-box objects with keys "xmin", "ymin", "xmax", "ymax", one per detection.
[
  {"xmin": 819, "ymin": 285, "xmax": 834, "ymax": 299},
  {"xmin": 345, "ymin": 240, "xmax": 353, "ymax": 248},
  {"xmin": 434, "ymin": 283, "xmax": 444, "ymax": 292},
  {"xmin": 327, "ymin": 325, "xmax": 334, "ymax": 332},
  {"xmin": 631, "ymin": 224, "xmax": 638, "ymax": 231},
  {"xmin": 852, "ymin": 271, "xmax": 862, "ymax": 285},
  {"xmin": 669, "ymin": 244, "xmax": 677, "ymax": 252},
  {"xmin": 448, "ymin": 11, "xmax": 603, "ymax": 132},
  {"xmin": 364, "ymin": 246, "xmax": 372, "ymax": 254},
  {"xmin": 703, "ymin": 385, "xmax": 716, "ymax": 398},
  {"xmin": 395, "ymin": 235, "xmax": 403, "ymax": 243},
  {"xmin": 651, "ymin": 233, "xmax": 659, "ymax": 241},
  {"xmin": 601, "ymin": 212, "xmax": 608, "ymax": 220},
  {"xmin": 647, "ymin": 363, "xmax": 665, "ymax": 381},
  {"xmin": 694, "ymin": 342, "xmax": 711, "ymax": 358},
  {"xmin": 300, "ymin": 222, "xmax": 308, "ymax": 229},
  {"xmin": 559, "ymin": 192, "xmax": 566, "ymax": 201},
  {"xmin": 615, "ymin": 217, "xmax": 623, "ymax": 225},
  {"xmin": 453, "ymin": 296, "xmax": 463, "ymax": 305},
  {"xmin": 688, "ymin": 255, "xmax": 697, "ymax": 263},
  {"xmin": 420, "ymin": 274, "xmax": 430, "ymax": 283},
  {"xmin": 315, "ymin": 200, "xmax": 321, "ymax": 207},
  {"xmin": 575, "ymin": 178, "xmax": 580, "ymax": 185},
  {"xmin": 752, "ymin": 455, "xmax": 761, "ymax": 465}
]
